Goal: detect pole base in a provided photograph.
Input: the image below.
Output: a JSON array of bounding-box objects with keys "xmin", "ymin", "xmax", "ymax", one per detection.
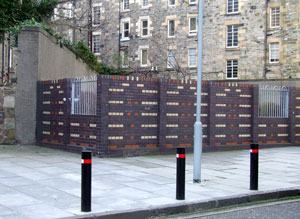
[{"xmin": 193, "ymin": 179, "xmax": 201, "ymax": 183}]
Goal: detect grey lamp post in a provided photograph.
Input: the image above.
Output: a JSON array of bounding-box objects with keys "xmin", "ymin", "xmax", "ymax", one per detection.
[{"xmin": 193, "ymin": 0, "xmax": 204, "ymax": 183}]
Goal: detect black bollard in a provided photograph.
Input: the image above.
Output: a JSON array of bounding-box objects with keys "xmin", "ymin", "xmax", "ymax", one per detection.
[
  {"xmin": 250, "ymin": 143, "xmax": 259, "ymax": 190},
  {"xmin": 81, "ymin": 150, "xmax": 92, "ymax": 212},
  {"xmin": 176, "ymin": 147, "xmax": 186, "ymax": 200}
]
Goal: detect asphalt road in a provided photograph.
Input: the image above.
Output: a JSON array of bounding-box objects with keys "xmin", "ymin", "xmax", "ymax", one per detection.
[{"xmin": 163, "ymin": 199, "xmax": 300, "ymax": 219}]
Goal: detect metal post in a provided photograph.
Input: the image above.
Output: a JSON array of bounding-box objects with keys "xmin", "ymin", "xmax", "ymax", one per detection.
[
  {"xmin": 1, "ymin": 33, "xmax": 5, "ymax": 83},
  {"xmin": 81, "ymin": 150, "xmax": 92, "ymax": 212},
  {"xmin": 176, "ymin": 148, "xmax": 185, "ymax": 200},
  {"xmin": 250, "ymin": 143, "xmax": 259, "ymax": 190},
  {"xmin": 193, "ymin": 0, "xmax": 204, "ymax": 183},
  {"xmin": 7, "ymin": 32, "xmax": 10, "ymax": 83}
]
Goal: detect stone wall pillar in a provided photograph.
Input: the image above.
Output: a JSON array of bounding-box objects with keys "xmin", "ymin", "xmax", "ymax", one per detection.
[{"xmin": 15, "ymin": 27, "xmax": 40, "ymax": 144}]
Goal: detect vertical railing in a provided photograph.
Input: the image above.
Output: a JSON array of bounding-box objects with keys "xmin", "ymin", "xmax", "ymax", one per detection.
[
  {"xmin": 71, "ymin": 76, "xmax": 97, "ymax": 115},
  {"xmin": 258, "ymin": 85, "xmax": 289, "ymax": 118}
]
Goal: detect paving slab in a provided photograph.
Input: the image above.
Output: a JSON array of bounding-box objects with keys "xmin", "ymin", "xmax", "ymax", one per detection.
[{"xmin": 0, "ymin": 145, "xmax": 299, "ymax": 218}]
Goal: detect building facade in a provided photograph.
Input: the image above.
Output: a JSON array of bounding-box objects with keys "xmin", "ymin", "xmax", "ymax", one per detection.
[
  {"xmin": 0, "ymin": 33, "xmax": 17, "ymax": 84},
  {"xmin": 52, "ymin": 0, "xmax": 300, "ymax": 80}
]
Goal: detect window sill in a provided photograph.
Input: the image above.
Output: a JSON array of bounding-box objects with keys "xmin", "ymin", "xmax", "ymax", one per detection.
[
  {"xmin": 189, "ymin": 66, "xmax": 197, "ymax": 69},
  {"xmin": 188, "ymin": 33, "xmax": 197, "ymax": 37},
  {"xmin": 226, "ymin": 77, "xmax": 238, "ymax": 80},
  {"xmin": 141, "ymin": 6, "xmax": 150, "ymax": 10},
  {"xmin": 268, "ymin": 62, "xmax": 280, "ymax": 66},
  {"xmin": 168, "ymin": 36, "xmax": 175, "ymax": 38},
  {"xmin": 120, "ymin": 38, "xmax": 130, "ymax": 42},
  {"xmin": 225, "ymin": 12, "xmax": 240, "ymax": 16},
  {"xmin": 140, "ymin": 65, "xmax": 148, "ymax": 68},
  {"xmin": 122, "ymin": 9, "xmax": 130, "ymax": 13},
  {"xmin": 268, "ymin": 26, "xmax": 281, "ymax": 30},
  {"xmin": 92, "ymin": 23, "xmax": 101, "ymax": 27},
  {"xmin": 225, "ymin": 47, "xmax": 240, "ymax": 51}
]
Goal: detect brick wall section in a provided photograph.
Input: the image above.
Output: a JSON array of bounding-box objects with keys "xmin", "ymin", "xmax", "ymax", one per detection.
[
  {"xmin": 210, "ymin": 83, "xmax": 253, "ymax": 146},
  {"xmin": 159, "ymin": 79, "xmax": 208, "ymax": 149},
  {"xmin": 292, "ymin": 87, "xmax": 300, "ymax": 144},
  {"xmin": 37, "ymin": 80, "xmax": 69, "ymax": 145},
  {"xmin": 104, "ymin": 75, "xmax": 159, "ymax": 156},
  {"xmin": 68, "ymin": 78, "xmax": 99, "ymax": 149},
  {"xmin": 36, "ymin": 76, "xmax": 300, "ymax": 156}
]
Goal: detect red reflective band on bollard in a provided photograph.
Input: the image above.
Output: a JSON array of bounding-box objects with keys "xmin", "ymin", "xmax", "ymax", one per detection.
[
  {"xmin": 250, "ymin": 149, "xmax": 259, "ymax": 154},
  {"xmin": 81, "ymin": 159, "xmax": 92, "ymax": 164},
  {"xmin": 177, "ymin": 154, "xmax": 186, "ymax": 159}
]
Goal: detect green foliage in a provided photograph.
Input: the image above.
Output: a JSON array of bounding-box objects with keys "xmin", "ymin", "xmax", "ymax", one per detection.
[
  {"xmin": 0, "ymin": 0, "xmax": 58, "ymax": 31},
  {"xmin": 0, "ymin": 0, "xmax": 57, "ymax": 44},
  {"xmin": 8, "ymin": 18, "xmax": 53, "ymax": 46},
  {"xmin": 70, "ymin": 40, "xmax": 121, "ymax": 75},
  {"xmin": 0, "ymin": 0, "xmax": 123, "ymax": 75}
]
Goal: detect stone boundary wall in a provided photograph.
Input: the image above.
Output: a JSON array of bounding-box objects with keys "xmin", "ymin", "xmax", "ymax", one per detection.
[
  {"xmin": 36, "ymin": 75, "xmax": 300, "ymax": 157},
  {"xmin": 0, "ymin": 85, "xmax": 16, "ymax": 144}
]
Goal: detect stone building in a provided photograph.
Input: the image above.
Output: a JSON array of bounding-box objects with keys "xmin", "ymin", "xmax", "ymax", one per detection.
[
  {"xmin": 0, "ymin": 33, "xmax": 17, "ymax": 84},
  {"xmin": 52, "ymin": 0, "xmax": 300, "ymax": 80}
]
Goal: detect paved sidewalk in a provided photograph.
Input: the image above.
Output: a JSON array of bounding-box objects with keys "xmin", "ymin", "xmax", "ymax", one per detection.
[{"xmin": 0, "ymin": 145, "xmax": 299, "ymax": 219}]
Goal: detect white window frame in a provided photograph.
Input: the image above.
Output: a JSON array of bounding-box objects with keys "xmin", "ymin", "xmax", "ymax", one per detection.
[
  {"xmin": 123, "ymin": 0, "xmax": 130, "ymax": 11},
  {"xmin": 67, "ymin": 3, "xmax": 73, "ymax": 18},
  {"xmin": 168, "ymin": 0, "xmax": 175, "ymax": 6},
  {"xmin": 52, "ymin": 8, "xmax": 58, "ymax": 21},
  {"xmin": 9, "ymin": 48, "xmax": 12, "ymax": 68},
  {"xmin": 68, "ymin": 29, "xmax": 73, "ymax": 42},
  {"xmin": 141, "ymin": 49, "xmax": 148, "ymax": 67},
  {"xmin": 226, "ymin": 25, "xmax": 239, "ymax": 48},
  {"xmin": 269, "ymin": 42, "xmax": 280, "ymax": 63},
  {"xmin": 226, "ymin": 59, "xmax": 238, "ymax": 79},
  {"xmin": 93, "ymin": 6, "xmax": 101, "ymax": 25},
  {"xmin": 121, "ymin": 50, "xmax": 129, "ymax": 68},
  {"xmin": 167, "ymin": 51, "xmax": 175, "ymax": 69},
  {"xmin": 141, "ymin": 19, "xmax": 149, "ymax": 37},
  {"xmin": 168, "ymin": 20, "xmax": 175, "ymax": 38},
  {"xmin": 270, "ymin": 7, "xmax": 280, "ymax": 28},
  {"xmin": 188, "ymin": 48, "xmax": 196, "ymax": 68},
  {"xmin": 189, "ymin": 0, "xmax": 196, "ymax": 5},
  {"xmin": 121, "ymin": 21, "xmax": 130, "ymax": 40},
  {"xmin": 189, "ymin": 17, "xmax": 197, "ymax": 36},
  {"xmin": 142, "ymin": 0, "xmax": 148, "ymax": 7},
  {"xmin": 93, "ymin": 35, "xmax": 101, "ymax": 54},
  {"xmin": 227, "ymin": 0, "xmax": 239, "ymax": 14}
]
